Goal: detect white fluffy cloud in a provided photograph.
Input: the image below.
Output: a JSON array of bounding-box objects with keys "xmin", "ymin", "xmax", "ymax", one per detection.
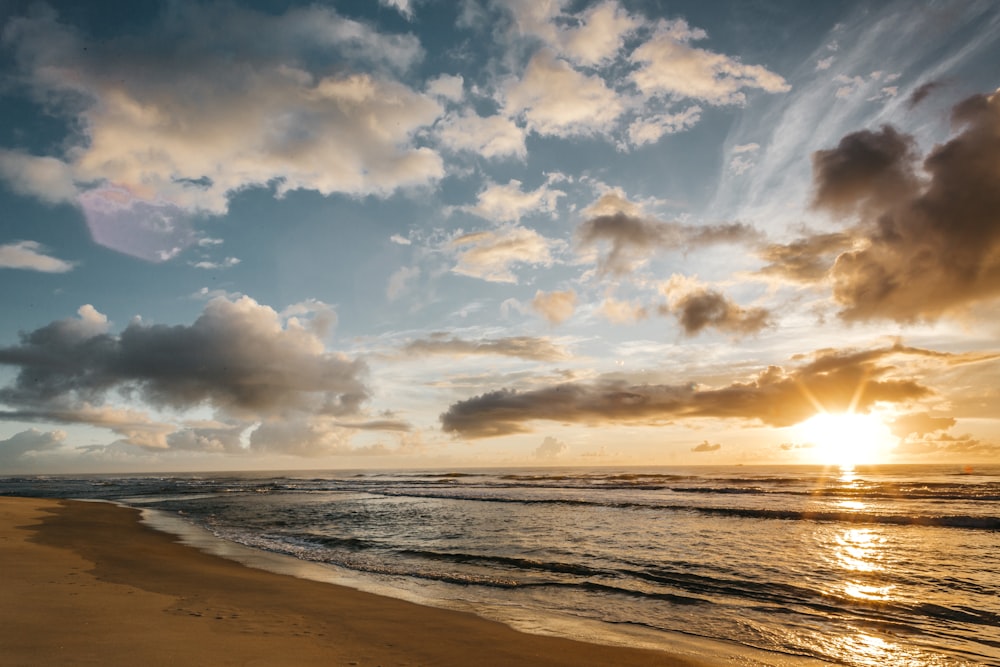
[
  {"xmin": 630, "ymin": 19, "xmax": 790, "ymax": 105},
  {"xmin": 450, "ymin": 225, "xmax": 560, "ymax": 283},
  {"xmin": 436, "ymin": 110, "xmax": 527, "ymax": 159},
  {"xmin": 505, "ymin": 0, "xmax": 639, "ymax": 65},
  {"xmin": 0, "ymin": 151, "xmax": 78, "ymax": 204},
  {"xmin": 627, "ymin": 106, "xmax": 702, "ymax": 146},
  {"xmin": 426, "ymin": 74, "xmax": 465, "ymax": 101},
  {"xmin": 504, "ymin": 50, "xmax": 625, "ymax": 137},
  {"xmin": 462, "ymin": 178, "xmax": 565, "ymax": 223},
  {"xmin": 1, "ymin": 3, "xmax": 444, "ymax": 250},
  {"xmin": 0, "ymin": 241, "xmax": 75, "ymax": 273}
]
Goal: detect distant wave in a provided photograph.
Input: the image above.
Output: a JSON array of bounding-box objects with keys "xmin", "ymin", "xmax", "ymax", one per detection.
[{"xmin": 373, "ymin": 489, "xmax": 1000, "ymax": 531}]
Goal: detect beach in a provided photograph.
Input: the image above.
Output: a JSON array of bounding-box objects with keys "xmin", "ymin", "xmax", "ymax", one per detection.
[{"xmin": 0, "ymin": 496, "xmax": 708, "ymax": 667}]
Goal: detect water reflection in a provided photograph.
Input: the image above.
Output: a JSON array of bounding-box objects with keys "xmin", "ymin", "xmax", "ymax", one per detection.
[
  {"xmin": 818, "ymin": 489, "xmax": 909, "ymax": 665},
  {"xmin": 835, "ymin": 527, "xmax": 885, "ymax": 573}
]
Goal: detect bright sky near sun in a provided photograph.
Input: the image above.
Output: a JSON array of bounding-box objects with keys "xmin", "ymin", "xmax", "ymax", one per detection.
[{"xmin": 0, "ymin": 0, "xmax": 999, "ymax": 473}]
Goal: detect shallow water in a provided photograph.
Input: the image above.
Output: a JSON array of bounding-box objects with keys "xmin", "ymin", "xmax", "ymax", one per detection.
[{"xmin": 4, "ymin": 464, "xmax": 998, "ymax": 666}]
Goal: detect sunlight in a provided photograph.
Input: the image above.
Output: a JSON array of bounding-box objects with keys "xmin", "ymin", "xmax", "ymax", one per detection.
[{"xmin": 796, "ymin": 412, "xmax": 893, "ymax": 468}]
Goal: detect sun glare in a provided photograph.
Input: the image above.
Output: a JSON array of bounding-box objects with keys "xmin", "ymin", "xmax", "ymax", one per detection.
[{"xmin": 796, "ymin": 412, "xmax": 892, "ymax": 468}]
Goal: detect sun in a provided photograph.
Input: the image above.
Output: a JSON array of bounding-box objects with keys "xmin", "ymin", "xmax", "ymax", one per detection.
[{"xmin": 795, "ymin": 412, "xmax": 893, "ymax": 468}]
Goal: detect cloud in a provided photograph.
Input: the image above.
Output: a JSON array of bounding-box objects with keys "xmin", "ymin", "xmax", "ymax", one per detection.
[
  {"xmin": 1, "ymin": 3, "xmax": 444, "ymax": 257},
  {"xmin": 386, "ymin": 266, "xmax": 420, "ymax": 302},
  {"xmin": 666, "ymin": 287, "xmax": 771, "ymax": 337},
  {"xmin": 380, "ymin": 0, "xmax": 414, "ymax": 20},
  {"xmin": 0, "ymin": 428, "xmax": 66, "ymax": 466},
  {"xmin": 627, "ymin": 106, "xmax": 702, "ymax": 147},
  {"xmin": 0, "ymin": 404, "xmax": 177, "ymax": 450},
  {"xmin": 600, "ymin": 297, "xmax": 649, "ymax": 324},
  {"xmin": 815, "ymin": 56, "xmax": 835, "ymax": 71},
  {"xmin": 577, "ymin": 212, "xmax": 762, "ymax": 275},
  {"xmin": 691, "ymin": 440, "xmax": 721, "ymax": 452},
  {"xmin": 462, "ymin": 179, "xmax": 564, "ymax": 223},
  {"xmin": 907, "ymin": 81, "xmax": 943, "ymax": 108},
  {"xmin": 630, "ymin": 19, "xmax": 790, "ymax": 105},
  {"xmin": 755, "ymin": 232, "xmax": 854, "ymax": 283},
  {"xmin": 401, "ymin": 334, "xmax": 569, "ymax": 361},
  {"xmin": 503, "ymin": 50, "xmax": 625, "ymax": 138},
  {"xmin": 556, "ymin": 1, "xmax": 641, "ymax": 66},
  {"xmin": 504, "ymin": 0, "xmax": 640, "ymax": 66},
  {"xmin": 436, "ymin": 111, "xmax": 527, "ymax": 159},
  {"xmin": 812, "ymin": 91, "xmax": 1000, "ymax": 321},
  {"xmin": 894, "ymin": 431, "xmax": 1000, "ymax": 460},
  {"xmin": 889, "ymin": 412, "xmax": 956, "ymax": 438},
  {"xmin": 0, "ymin": 296, "xmax": 368, "ymax": 422},
  {"xmin": 248, "ymin": 417, "xmax": 354, "ymax": 457},
  {"xmin": 426, "ymin": 74, "xmax": 464, "ymax": 101},
  {"xmin": 190, "ymin": 257, "xmax": 240, "ymax": 270},
  {"xmin": 441, "ymin": 344, "xmax": 931, "ymax": 438},
  {"xmin": 532, "ymin": 290, "xmax": 577, "ymax": 325},
  {"xmin": 0, "ymin": 151, "xmax": 78, "ymax": 204},
  {"xmin": 167, "ymin": 422, "xmax": 247, "ymax": 453},
  {"xmin": 0, "ymin": 240, "xmax": 75, "ymax": 273},
  {"xmin": 728, "ymin": 142, "xmax": 760, "ymax": 175},
  {"xmin": 534, "ymin": 435, "xmax": 568, "ymax": 460},
  {"xmin": 450, "ymin": 225, "xmax": 560, "ymax": 283},
  {"xmin": 779, "ymin": 442, "xmax": 814, "ymax": 451}
]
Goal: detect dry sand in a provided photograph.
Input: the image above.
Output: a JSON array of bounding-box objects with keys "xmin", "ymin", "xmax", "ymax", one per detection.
[{"xmin": 0, "ymin": 496, "xmax": 712, "ymax": 667}]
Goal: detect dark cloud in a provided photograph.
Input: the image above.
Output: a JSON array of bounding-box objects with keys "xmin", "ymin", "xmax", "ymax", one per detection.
[
  {"xmin": 811, "ymin": 125, "xmax": 919, "ymax": 216},
  {"xmin": 811, "ymin": 91, "xmax": 1000, "ymax": 321},
  {"xmin": 669, "ymin": 288, "xmax": 771, "ymax": 337},
  {"xmin": 402, "ymin": 334, "xmax": 569, "ymax": 361},
  {"xmin": 691, "ymin": 440, "xmax": 721, "ymax": 452},
  {"xmin": 441, "ymin": 344, "xmax": 930, "ymax": 438},
  {"xmin": 0, "ymin": 297, "xmax": 369, "ymax": 423},
  {"xmin": 890, "ymin": 412, "xmax": 956, "ymax": 438},
  {"xmin": 907, "ymin": 81, "xmax": 943, "ymax": 109},
  {"xmin": 337, "ymin": 419, "xmax": 412, "ymax": 432},
  {"xmin": 756, "ymin": 232, "xmax": 854, "ymax": 283},
  {"xmin": 577, "ymin": 213, "xmax": 762, "ymax": 274}
]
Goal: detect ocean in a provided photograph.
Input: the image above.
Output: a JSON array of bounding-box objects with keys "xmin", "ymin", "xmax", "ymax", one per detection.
[{"xmin": 3, "ymin": 465, "xmax": 998, "ymax": 666}]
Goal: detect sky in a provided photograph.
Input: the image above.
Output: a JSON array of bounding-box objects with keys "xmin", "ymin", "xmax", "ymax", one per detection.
[{"xmin": 0, "ymin": 0, "xmax": 998, "ymax": 473}]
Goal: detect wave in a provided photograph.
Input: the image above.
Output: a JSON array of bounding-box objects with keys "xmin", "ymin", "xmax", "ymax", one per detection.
[
  {"xmin": 373, "ymin": 489, "xmax": 1000, "ymax": 530},
  {"xmin": 669, "ymin": 485, "xmax": 1000, "ymax": 501}
]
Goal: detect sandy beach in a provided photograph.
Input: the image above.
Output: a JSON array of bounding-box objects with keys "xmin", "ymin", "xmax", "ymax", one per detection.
[{"xmin": 0, "ymin": 496, "xmax": 711, "ymax": 667}]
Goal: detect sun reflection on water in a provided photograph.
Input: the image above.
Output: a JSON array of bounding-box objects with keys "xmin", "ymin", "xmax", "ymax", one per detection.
[
  {"xmin": 835, "ymin": 528, "xmax": 885, "ymax": 573},
  {"xmin": 814, "ymin": 497, "xmax": 915, "ymax": 666}
]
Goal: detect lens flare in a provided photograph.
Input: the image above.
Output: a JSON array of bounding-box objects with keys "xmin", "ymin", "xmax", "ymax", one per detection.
[{"xmin": 796, "ymin": 412, "xmax": 892, "ymax": 468}]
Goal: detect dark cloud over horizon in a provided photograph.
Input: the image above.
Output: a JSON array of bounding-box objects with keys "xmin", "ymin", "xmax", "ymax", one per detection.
[
  {"xmin": 441, "ymin": 344, "xmax": 931, "ymax": 438},
  {"xmin": 0, "ymin": 297, "xmax": 370, "ymax": 452}
]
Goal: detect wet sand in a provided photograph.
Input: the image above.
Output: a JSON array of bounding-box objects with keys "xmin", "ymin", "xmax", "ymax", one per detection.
[{"xmin": 0, "ymin": 496, "xmax": 712, "ymax": 666}]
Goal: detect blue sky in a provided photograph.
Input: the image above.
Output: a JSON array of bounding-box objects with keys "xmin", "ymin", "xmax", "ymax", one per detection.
[{"xmin": 1, "ymin": 0, "xmax": 999, "ymax": 472}]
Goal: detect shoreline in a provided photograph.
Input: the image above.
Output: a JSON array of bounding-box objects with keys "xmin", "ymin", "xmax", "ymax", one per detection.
[{"xmin": 1, "ymin": 496, "xmax": 711, "ymax": 666}]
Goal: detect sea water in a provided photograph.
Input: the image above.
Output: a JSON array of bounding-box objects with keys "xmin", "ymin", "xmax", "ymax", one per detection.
[{"xmin": 3, "ymin": 465, "xmax": 998, "ymax": 666}]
